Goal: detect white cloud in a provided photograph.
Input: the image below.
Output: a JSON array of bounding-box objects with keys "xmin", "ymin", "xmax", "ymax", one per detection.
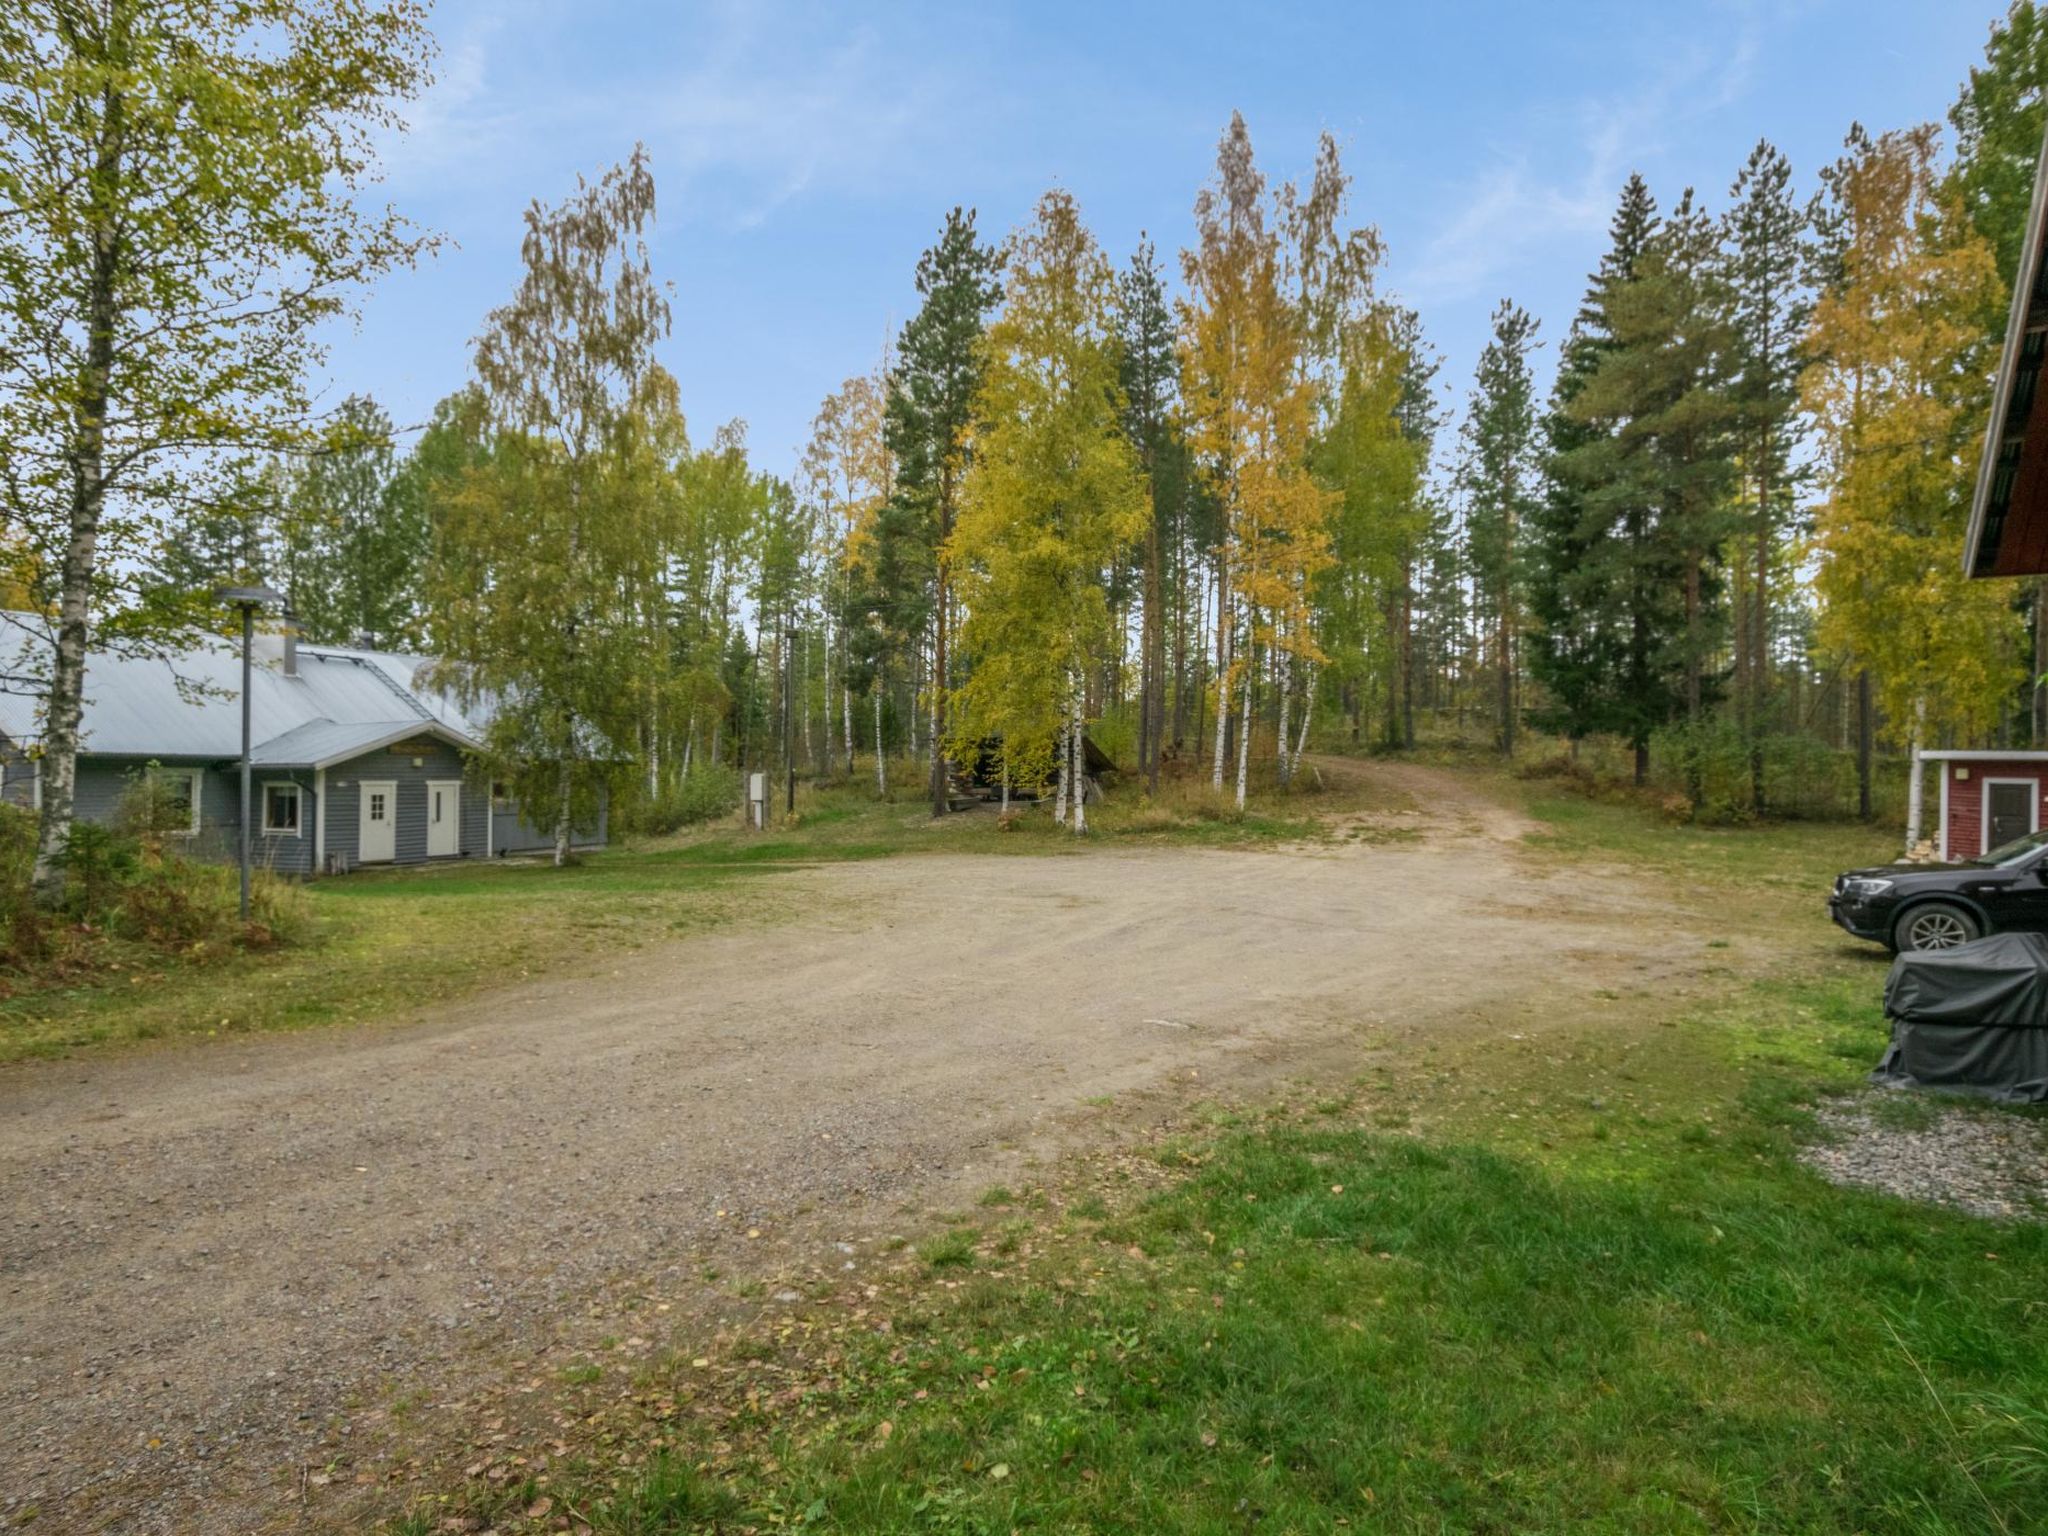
[
  {"xmin": 374, "ymin": 0, "xmax": 958, "ymax": 230},
  {"xmin": 1402, "ymin": 2, "xmax": 1766, "ymax": 305}
]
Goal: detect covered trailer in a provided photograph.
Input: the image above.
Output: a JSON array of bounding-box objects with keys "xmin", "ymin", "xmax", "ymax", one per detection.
[{"xmin": 1875, "ymin": 932, "xmax": 2048, "ymax": 1103}]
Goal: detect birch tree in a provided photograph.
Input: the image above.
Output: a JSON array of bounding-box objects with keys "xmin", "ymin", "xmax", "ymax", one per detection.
[
  {"xmin": 428, "ymin": 150, "xmax": 681, "ymax": 866},
  {"xmin": 0, "ymin": 0, "xmax": 436, "ymax": 902},
  {"xmin": 1805, "ymin": 125, "xmax": 2017, "ymax": 852},
  {"xmin": 1180, "ymin": 114, "xmax": 1333, "ymax": 808},
  {"xmin": 801, "ymin": 371, "xmax": 892, "ymax": 780},
  {"xmin": 948, "ymin": 191, "xmax": 1147, "ymax": 832}
]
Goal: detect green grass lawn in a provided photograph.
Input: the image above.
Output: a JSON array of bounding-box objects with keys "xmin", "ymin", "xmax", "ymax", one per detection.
[
  {"xmin": 0, "ymin": 850, "xmax": 787, "ymax": 1061},
  {"xmin": 1518, "ymin": 784, "xmax": 1900, "ymax": 893}
]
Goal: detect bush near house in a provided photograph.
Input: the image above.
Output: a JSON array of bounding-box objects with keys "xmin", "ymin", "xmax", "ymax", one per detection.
[{"xmin": 0, "ymin": 784, "xmax": 309, "ymax": 992}]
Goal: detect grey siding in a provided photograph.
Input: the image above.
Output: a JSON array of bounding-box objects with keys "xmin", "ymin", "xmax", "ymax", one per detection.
[
  {"xmin": 56, "ymin": 745, "xmax": 597, "ymax": 876},
  {"xmin": 324, "ymin": 740, "xmax": 482, "ymax": 870},
  {"xmin": 72, "ymin": 757, "xmax": 232, "ymax": 853},
  {"xmin": 57, "ymin": 757, "xmax": 304, "ymax": 869},
  {"xmin": 0, "ymin": 734, "xmax": 35, "ymax": 809},
  {"xmin": 491, "ymin": 783, "xmax": 608, "ymax": 855},
  {"xmin": 252, "ymin": 769, "xmax": 317, "ymax": 877}
]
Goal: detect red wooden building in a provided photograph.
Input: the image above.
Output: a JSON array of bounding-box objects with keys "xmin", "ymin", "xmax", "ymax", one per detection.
[
  {"xmin": 1925, "ymin": 752, "xmax": 2048, "ymax": 861},
  {"xmin": 1966, "ymin": 117, "xmax": 2048, "ymax": 577}
]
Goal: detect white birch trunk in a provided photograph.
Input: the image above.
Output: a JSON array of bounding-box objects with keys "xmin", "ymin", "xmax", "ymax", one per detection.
[
  {"xmin": 800, "ymin": 632, "xmax": 813, "ymax": 764},
  {"xmin": 1234, "ymin": 657, "xmax": 1252, "ymax": 811},
  {"xmin": 1001, "ymin": 761, "xmax": 1010, "ymax": 815},
  {"xmin": 1276, "ymin": 651, "xmax": 1293, "ymax": 790},
  {"xmin": 874, "ymin": 686, "xmax": 887, "ymax": 796},
  {"xmin": 843, "ymin": 685, "xmax": 855, "ymax": 780},
  {"xmin": 1055, "ymin": 709, "xmax": 1071, "ymax": 826},
  {"xmin": 1211, "ymin": 615, "xmax": 1232, "ymax": 791},
  {"xmin": 553, "ymin": 758, "xmax": 573, "ymax": 868},
  {"xmin": 1905, "ymin": 694, "xmax": 1927, "ymax": 858},
  {"xmin": 1071, "ymin": 696, "xmax": 1087, "ymax": 835},
  {"xmin": 1291, "ymin": 664, "xmax": 1315, "ymax": 777}
]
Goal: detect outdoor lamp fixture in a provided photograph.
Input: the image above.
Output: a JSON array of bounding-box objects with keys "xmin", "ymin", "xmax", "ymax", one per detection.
[{"xmin": 217, "ymin": 584, "xmax": 283, "ymax": 923}]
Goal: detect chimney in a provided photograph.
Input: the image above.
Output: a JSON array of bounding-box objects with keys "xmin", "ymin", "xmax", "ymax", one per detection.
[{"xmin": 281, "ymin": 610, "xmax": 300, "ymax": 678}]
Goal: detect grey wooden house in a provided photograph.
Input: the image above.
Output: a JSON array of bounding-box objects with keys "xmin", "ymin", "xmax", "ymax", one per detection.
[{"xmin": 0, "ymin": 619, "xmax": 603, "ymax": 874}]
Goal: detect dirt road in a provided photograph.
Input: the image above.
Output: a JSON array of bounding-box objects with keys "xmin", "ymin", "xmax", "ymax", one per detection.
[{"xmin": 0, "ymin": 763, "xmax": 1729, "ymax": 1533}]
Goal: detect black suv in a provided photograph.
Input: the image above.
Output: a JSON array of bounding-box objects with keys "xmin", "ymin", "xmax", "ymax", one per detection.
[{"xmin": 1831, "ymin": 828, "xmax": 2048, "ymax": 951}]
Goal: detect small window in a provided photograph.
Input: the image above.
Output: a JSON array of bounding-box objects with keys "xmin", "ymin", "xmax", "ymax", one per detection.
[
  {"xmin": 145, "ymin": 768, "xmax": 201, "ymax": 836},
  {"xmin": 262, "ymin": 782, "xmax": 301, "ymax": 835},
  {"xmin": 368, "ymin": 791, "xmax": 388, "ymax": 822}
]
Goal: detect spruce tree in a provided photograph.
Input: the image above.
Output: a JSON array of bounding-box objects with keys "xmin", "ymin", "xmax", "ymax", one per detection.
[
  {"xmin": 282, "ymin": 394, "xmax": 429, "ymax": 648},
  {"xmin": 1562, "ymin": 187, "xmax": 1741, "ymax": 803},
  {"xmin": 1949, "ymin": 1, "xmax": 2048, "ymax": 288},
  {"xmin": 1528, "ymin": 175, "xmax": 1658, "ymax": 755}
]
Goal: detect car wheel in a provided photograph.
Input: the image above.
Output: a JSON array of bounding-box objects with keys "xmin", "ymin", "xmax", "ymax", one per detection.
[{"xmin": 1894, "ymin": 902, "xmax": 1980, "ymax": 952}]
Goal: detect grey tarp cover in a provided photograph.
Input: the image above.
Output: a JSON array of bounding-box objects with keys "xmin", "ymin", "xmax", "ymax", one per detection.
[{"xmin": 1874, "ymin": 932, "xmax": 2048, "ymax": 1103}]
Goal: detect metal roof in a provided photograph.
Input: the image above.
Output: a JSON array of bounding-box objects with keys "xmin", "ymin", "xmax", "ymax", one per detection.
[
  {"xmin": 0, "ymin": 617, "xmax": 487, "ymax": 764},
  {"xmin": 247, "ymin": 717, "xmax": 478, "ymax": 769},
  {"xmin": 1920, "ymin": 750, "xmax": 2048, "ymax": 762}
]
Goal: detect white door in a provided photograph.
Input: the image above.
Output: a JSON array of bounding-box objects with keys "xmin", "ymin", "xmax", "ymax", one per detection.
[
  {"xmin": 358, "ymin": 780, "xmax": 397, "ymax": 864},
  {"xmin": 427, "ymin": 780, "xmax": 460, "ymax": 858}
]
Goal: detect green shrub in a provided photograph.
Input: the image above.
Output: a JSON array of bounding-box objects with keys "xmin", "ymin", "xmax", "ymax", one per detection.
[
  {"xmin": 0, "ymin": 784, "xmax": 311, "ymax": 989},
  {"xmin": 619, "ymin": 766, "xmax": 739, "ymax": 836}
]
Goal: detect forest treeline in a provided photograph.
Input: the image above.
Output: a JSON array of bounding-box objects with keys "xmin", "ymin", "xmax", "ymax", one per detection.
[{"xmin": 6, "ymin": 2, "xmax": 2048, "ymax": 887}]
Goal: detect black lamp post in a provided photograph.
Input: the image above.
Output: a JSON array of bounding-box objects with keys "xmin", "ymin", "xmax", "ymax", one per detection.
[{"xmin": 217, "ymin": 585, "xmax": 282, "ymax": 921}]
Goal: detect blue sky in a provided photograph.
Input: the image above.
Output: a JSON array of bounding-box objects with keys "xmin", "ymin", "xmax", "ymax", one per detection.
[{"xmin": 325, "ymin": 0, "xmax": 2005, "ymax": 481}]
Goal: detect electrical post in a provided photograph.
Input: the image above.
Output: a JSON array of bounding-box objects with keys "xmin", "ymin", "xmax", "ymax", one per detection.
[{"xmin": 785, "ymin": 623, "xmax": 798, "ymax": 820}]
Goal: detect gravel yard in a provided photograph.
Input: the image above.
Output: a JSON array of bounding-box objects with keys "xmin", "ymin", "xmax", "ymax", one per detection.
[{"xmin": 1803, "ymin": 1091, "xmax": 2048, "ymax": 1222}]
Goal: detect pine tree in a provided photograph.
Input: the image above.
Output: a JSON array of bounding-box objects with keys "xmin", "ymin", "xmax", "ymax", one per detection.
[
  {"xmin": 1116, "ymin": 237, "xmax": 1177, "ymax": 795},
  {"xmin": 883, "ymin": 209, "xmax": 1003, "ymax": 816},
  {"xmin": 1724, "ymin": 142, "xmax": 1811, "ymax": 810},
  {"xmin": 1389, "ymin": 308, "xmax": 1445, "ymax": 750},
  {"xmin": 1624, "ymin": 190, "xmax": 1743, "ymax": 807},
  {"xmin": 1456, "ymin": 300, "xmax": 1542, "ymax": 757}
]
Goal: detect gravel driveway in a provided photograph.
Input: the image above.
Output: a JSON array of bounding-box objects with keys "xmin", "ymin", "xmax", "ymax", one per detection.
[{"xmin": 0, "ymin": 765, "xmax": 1706, "ymax": 1533}]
